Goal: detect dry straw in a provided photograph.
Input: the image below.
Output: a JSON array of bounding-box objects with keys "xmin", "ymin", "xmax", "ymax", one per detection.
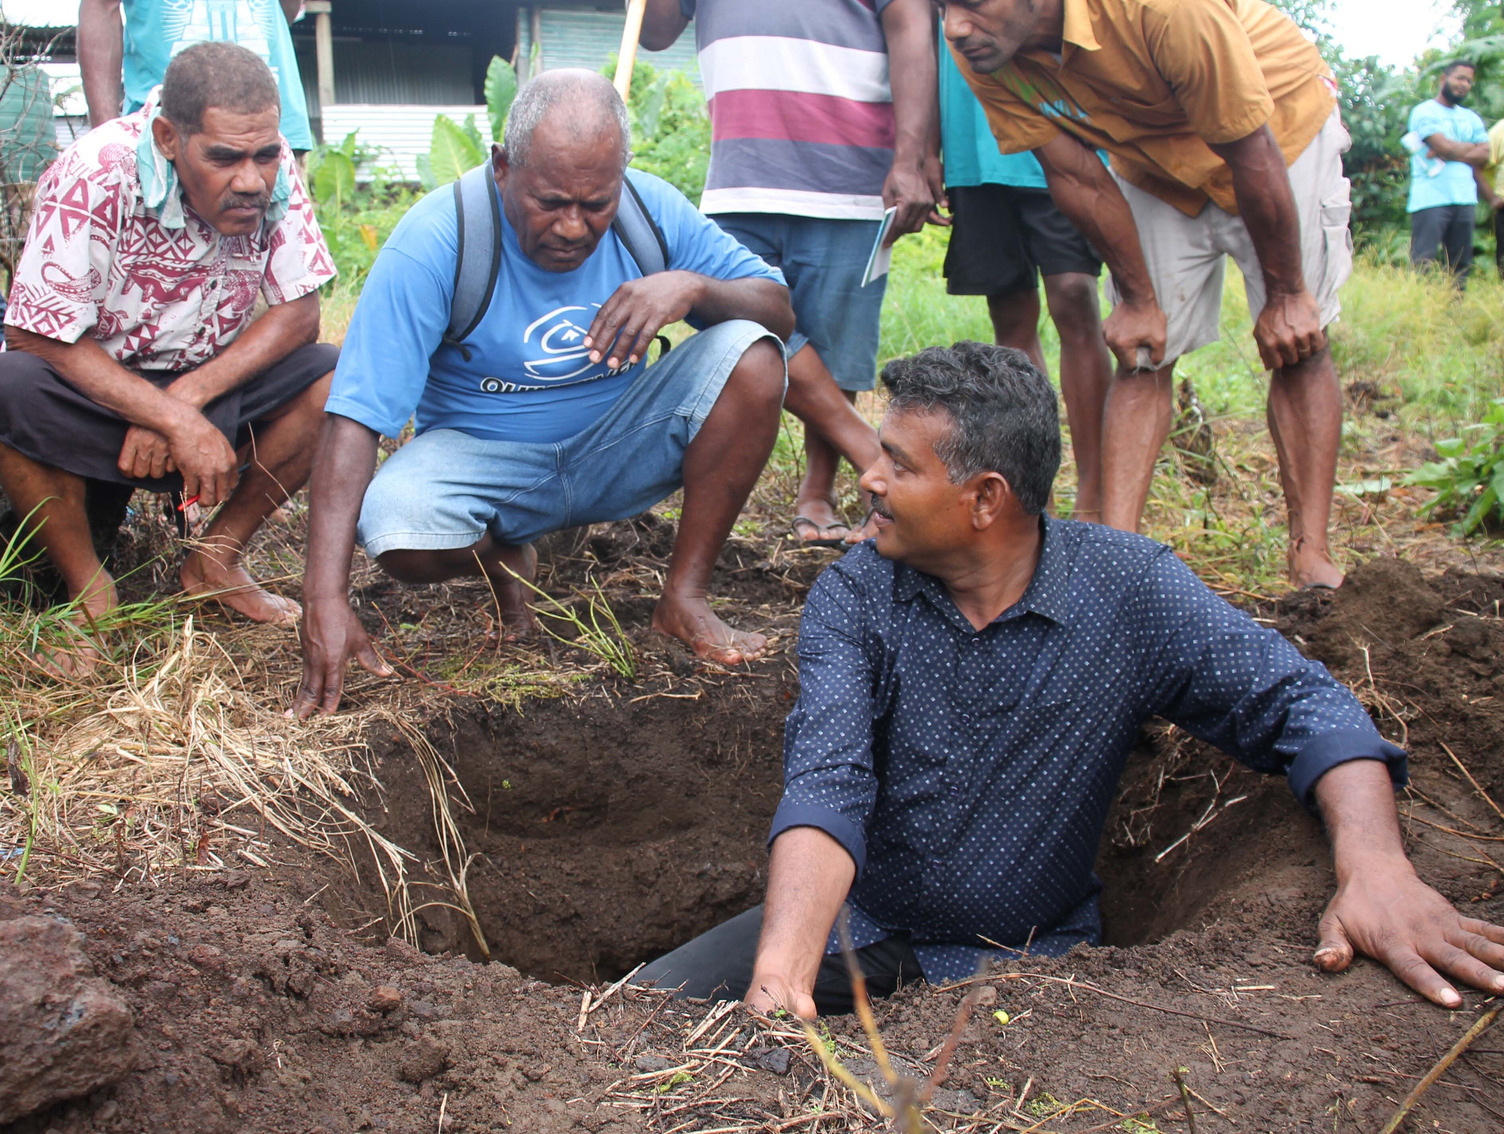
[{"xmin": 0, "ymin": 567, "xmax": 522, "ymax": 952}]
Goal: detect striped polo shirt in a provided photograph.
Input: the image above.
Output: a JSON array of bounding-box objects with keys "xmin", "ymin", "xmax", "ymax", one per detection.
[{"xmin": 690, "ymin": 0, "xmax": 896, "ymax": 220}]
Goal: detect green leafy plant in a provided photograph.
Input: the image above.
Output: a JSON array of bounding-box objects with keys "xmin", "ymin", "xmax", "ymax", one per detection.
[
  {"xmin": 304, "ymin": 132, "xmax": 416, "ymax": 286},
  {"xmin": 1405, "ymin": 397, "xmax": 1504, "ymax": 535},
  {"xmin": 307, "ymin": 129, "xmax": 357, "ymax": 214},
  {"xmin": 417, "ymin": 56, "xmax": 519, "ymax": 191}
]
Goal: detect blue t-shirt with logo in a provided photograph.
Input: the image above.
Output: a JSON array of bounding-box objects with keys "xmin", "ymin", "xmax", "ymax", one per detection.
[
  {"xmin": 328, "ymin": 169, "xmax": 785, "ymax": 445},
  {"xmin": 1407, "ymin": 99, "xmax": 1488, "ymax": 213},
  {"xmin": 122, "ymin": 0, "xmax": 314, "ymax": 151}
]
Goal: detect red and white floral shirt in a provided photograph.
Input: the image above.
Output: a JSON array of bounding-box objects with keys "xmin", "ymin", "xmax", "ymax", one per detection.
[{"xmin": 4, "ymin": 105, "xmax": 335, "ymax": 372}]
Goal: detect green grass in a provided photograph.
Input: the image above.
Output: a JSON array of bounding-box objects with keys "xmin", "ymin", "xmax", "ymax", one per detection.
[{"xmin": 880, "ymin": 228, "xmax": 1504, "ymax": 432}]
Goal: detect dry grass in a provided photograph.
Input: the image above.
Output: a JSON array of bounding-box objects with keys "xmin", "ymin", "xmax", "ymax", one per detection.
[
  {"xmin": 5, "ymin": 252, "xmax": 1504, "ymax": 963},
  {"xmin": 0, "ymin": 497, "xmax": 598, "ymax": 949}
]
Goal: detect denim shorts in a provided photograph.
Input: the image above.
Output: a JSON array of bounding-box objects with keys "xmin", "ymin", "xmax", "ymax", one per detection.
[
  {"xmin": 356, "ymin": 319, "xmax": 782, "ymax": 556},
  {"xmin": 711, "ymin": 214, "xmax": 886, "ymax": 392}
]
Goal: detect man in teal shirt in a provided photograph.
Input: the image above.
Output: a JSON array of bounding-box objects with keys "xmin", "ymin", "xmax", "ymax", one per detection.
[
  {"xmin": 78, "ymin": 0, "xmax": 314, "ymax": 153},
  {"xmin": 1407, "ymin": 60, "xmax": 1490, "ymax": 286},
  {"xmin": 938, "ymin": 37, "xmax": 1112, "ymax": 520}
]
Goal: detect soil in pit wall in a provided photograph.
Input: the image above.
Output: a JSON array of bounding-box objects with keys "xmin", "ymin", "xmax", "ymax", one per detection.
[{"xmin": 5, "ymin": 555, "xmax": 1504, "ymax": 1132}]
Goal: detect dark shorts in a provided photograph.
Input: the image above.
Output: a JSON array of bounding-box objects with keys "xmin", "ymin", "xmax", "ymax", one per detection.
[
  {"xmin": 0, "ymin": 342, "xmax": 337, "ymax": 492},
  {"xmin": 943, "ymin": 183, "xmax": 1102, "ymax": 297},
  {"xmin": 633, "ymin": 905, "xmax": 924, "ymax": 1015}
]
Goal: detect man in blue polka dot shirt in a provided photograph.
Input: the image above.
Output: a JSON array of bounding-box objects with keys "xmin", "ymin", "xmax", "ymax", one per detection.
[{"xmin": 637, "ymin": 341, "xmax": 1504, "ymax": 1017}]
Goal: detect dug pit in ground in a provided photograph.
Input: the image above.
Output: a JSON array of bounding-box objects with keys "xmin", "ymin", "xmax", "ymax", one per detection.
[
  {"xmin": 5, "ymin": 556, "xmax": 1504, "ymax": 1131},
  {"xmin": 323, "ymin": 561, "xmax": 1503, "ymax": 992}
]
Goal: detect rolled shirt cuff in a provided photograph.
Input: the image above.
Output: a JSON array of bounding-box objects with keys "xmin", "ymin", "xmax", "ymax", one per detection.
[
  {"xmin": 768, "ymin": 799, "xmax": 868, "ymax": 877},
  {"xmin": 1287, "ymin": 728, "xmax": 1408, "ymax": 810}
]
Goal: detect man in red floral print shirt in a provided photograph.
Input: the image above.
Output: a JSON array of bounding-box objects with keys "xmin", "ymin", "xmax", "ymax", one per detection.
[{"xmin": 0, "ymin": 42, "xmax": 336, "ymax": 672}]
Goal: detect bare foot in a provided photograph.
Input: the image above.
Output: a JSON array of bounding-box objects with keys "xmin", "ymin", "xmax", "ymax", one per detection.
[
  {"xmin": 843, "ymin": 508, "xmax": 880, "ymax": 545},
  {"xmin": 1289, "ymin": 535, "xmax": 1344, "ymax": 590},
  {"xmin": 652, "ymin": 591, "xmax": 767, "ymax": 666},
  {"xmin": 181, "ymin": 552, "xmax": 301, "ymax": 624},
  {"xmin": 30, "ymin": 624, "xmax": 106, "ymax": 679},
  {"xmin": 483, "ymin": 543, "xmax": 540, "ymax": 642},
  {"xmin": 30, "ymin": 586, "xmax": 115, "ymax": 679}
]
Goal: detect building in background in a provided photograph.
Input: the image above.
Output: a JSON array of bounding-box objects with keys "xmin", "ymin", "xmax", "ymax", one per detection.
[{"xmin": 2, "ymin": 0, "xmax": 698, "ymax": 179}]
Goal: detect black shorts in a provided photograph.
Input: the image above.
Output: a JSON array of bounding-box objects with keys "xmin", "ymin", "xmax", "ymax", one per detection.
[
  {"xmin": 0, "ymin": 341, "xmax": 337, "ymax": 492},
  {"xmin": 943, "ymin": 183, "xmax": 1102, "ymax": 297}
]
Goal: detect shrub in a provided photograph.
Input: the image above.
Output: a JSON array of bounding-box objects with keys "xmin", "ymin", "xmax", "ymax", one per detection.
[{"xmin": 1405, "ymin": 397, "xmax": 1504, "ymax": 535}]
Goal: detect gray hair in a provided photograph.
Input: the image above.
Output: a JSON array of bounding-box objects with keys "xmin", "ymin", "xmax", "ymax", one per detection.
[
  {"xmin": 161, "ymin": 41, "xmax": 279, "ymax": 135},
  {"xmin": 502, "ymin": 69, "xmax": 632, "ymax": 168},
  {"xmin": 880, "ymin": 342, "xmax": 1061, "ymax": 515}
]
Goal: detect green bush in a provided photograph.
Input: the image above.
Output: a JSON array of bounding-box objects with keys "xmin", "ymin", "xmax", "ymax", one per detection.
[
  {"xmin": 1405, "ymin": 397, "xmax": 1504, "ymax": 535},
  {"xmin": 607, "ymin": 57, "xmax": 711, "ymax": 203},
  {"xmin": 304, "ymin": 132, "xmax": 418, "ymax": 286}
]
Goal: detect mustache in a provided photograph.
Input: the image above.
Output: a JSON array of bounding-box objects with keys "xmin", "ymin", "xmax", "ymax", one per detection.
[
  {"xmin": 869, "ymin": 492, "xmax": 892, "ymax": 520},
  {"xmin": 221, "ymin": 192, "xmax": 271, "ymax": 212}
]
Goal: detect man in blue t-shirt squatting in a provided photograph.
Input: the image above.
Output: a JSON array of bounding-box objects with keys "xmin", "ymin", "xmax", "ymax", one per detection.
[
  {"xmin": 1407, "ymin": 59, "xmax": 1493, "ymax": 286},
  {"xmin": 291, "ymin": 71, "xmax": 794, "ymax": 716}
]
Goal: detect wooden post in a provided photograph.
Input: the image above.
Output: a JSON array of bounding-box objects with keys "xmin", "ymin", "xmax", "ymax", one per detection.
[
  {"xmin": 306, "ymin": 0, "xmax": 335, "ymax": 110},
  {"xmin": 613, "ymin": 0, "xmax": 647, "ymax": 101}
]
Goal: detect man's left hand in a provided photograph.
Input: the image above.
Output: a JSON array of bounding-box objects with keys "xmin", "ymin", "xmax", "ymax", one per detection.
[
  {"xmin": 883, "ymin": 159, "xmax": 937, "ymax": 245},
  {"xmin": 1313, "ymin": 862, "xmax": 1504, "ymax": 1007},
  {"xmin": 584, "ymin": 270, "xmax": 705, "ymax": 370},
  {"xmin": 118, "ymin": 424, "xmax": 178, "ymax": 480},
  {"xmin": 1253, "ymin": 287, "xmax": 1326, "ymax": 371}
]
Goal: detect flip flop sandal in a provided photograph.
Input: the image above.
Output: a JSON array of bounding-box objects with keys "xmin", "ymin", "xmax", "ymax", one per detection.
[
  {"xmin": 842, "ymin": 509, "xmax": 879, "ymax": 545},
  {"xmin": 788, "ymin": 515, "xmax": 851, "ymax": 548}
]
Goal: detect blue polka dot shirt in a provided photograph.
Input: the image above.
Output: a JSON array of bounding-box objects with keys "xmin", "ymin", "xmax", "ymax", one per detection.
[{"xmin": 771, "ymin": 518, "xmax": 1408, "ymax": 983}]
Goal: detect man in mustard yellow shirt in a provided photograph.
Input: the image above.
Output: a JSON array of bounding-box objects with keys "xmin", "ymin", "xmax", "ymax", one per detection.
[
  {"xmin": 1483, "ymin": 117, "xmax": 1504, "ymax": 277},
  {"xmin": 942, "ymin": 0, "xmax": 1349, "ymax": 588}
]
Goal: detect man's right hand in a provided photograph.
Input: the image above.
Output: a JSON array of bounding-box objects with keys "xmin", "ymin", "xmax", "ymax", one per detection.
[
  {"xmin": 166, "ymin": 411, "xmax": 240, "ymax": 506},
  {"xmin": 1103, "ymin": 297, "xmax": 1168, "ymax": 371},
  {"xmin": 745, "ymin": 971, "xmax": 818, "ymax": 1020},
  {"xmin": 291, "ymin": 599, "xmax": 393, "ymax": 718}
]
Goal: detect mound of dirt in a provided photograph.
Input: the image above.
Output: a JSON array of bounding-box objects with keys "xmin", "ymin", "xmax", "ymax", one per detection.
[{"xmin": 7, "ymin": 553, "xmax": 1504, "ymax": 1131}]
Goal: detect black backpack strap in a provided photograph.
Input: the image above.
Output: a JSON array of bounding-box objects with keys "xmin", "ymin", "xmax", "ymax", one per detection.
[
  {"xmin": 612, "ymin": 173, "xmax": 669, "ymax": 277},
  {"xmin": 442, "ymin": 165, "xmax": 503, "ymax": 359}
]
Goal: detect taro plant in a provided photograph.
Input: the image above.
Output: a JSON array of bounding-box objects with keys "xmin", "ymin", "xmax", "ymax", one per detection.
[
  {"xmin": 1405, "ymin": 397, "xmax": 1504, "ymax": 536},
  {"xmin": 417, "ymin": 56, "xmax": 519, "ymax": 190}
]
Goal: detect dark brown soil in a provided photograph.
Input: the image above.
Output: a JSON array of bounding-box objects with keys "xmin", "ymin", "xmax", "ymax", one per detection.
[{"xmin": 7, "ymin": 552, "xmax": 1504, "ymax": 1132}]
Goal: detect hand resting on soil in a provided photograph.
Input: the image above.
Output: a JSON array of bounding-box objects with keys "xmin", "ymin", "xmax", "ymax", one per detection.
[{"xmin": 1312, "ymin": 759, "xmax": 1504, "ymax": 1007}]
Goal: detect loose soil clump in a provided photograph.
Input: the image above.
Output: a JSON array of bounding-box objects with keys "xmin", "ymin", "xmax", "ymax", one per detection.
[{"xmin": 6, "ymin": 552, "xmax": 1504, "ymax": 1131}]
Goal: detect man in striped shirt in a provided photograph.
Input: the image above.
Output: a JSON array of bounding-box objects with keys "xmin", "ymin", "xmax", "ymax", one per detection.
[{"xmin": 643, "ymin": 0, "xmax": 942, "ymax": 547}]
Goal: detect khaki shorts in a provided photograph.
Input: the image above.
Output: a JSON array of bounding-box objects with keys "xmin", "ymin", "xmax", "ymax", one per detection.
[{"xmin": 1106, "ymin": 109, "xmax": 1353, "ymax": 366}]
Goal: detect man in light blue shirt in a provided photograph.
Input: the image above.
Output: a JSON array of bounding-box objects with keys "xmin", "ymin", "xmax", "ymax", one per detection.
[
  {"xmin": 292, "ymin": 71, "xmax": 794, "ymax": 717},
  {"xmin": 938, "ymin": 36, "xmax": 1112, "ymax": 521},
  {"xmin": 1407, "ymin": 60, "xmax": 1490, "ymax": 286},
  {"xmin": 78, "ymin": 0, "xmax": 314, "ymax": 152}
]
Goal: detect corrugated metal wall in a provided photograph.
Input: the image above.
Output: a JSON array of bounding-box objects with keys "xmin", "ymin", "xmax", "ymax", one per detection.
[
  {"xmin": 296, "ymin": 40, "xmax": 476, "ymax": 115},
  {"xmin": 517, "ymin": 4, "xmax": 700, "ymax": 80},
  {"xmin": 321, "ymin": 103, "xmax": 486, "ymax": 180}
]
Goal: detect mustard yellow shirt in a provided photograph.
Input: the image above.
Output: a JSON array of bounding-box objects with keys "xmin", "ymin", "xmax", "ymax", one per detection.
[
  {"xmin": 1483, "ymin": 118, "xmax": 1504, "ymax": 199},
  {"xmin": 956, "ymin": 0, "xmax": 1337, "ymax": 216}
]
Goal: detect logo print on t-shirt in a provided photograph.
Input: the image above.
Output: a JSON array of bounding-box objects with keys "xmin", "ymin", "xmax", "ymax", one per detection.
[{"xmin": 520, "ymin": 304, "xmax": 631, "ymax": 384}]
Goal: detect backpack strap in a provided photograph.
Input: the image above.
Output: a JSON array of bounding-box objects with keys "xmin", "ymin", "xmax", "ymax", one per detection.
[
  {"xmin": 612, "ymin": 173, "xmax": 669, "ymax": 277},
  {"xmin": 443, "ymin": 164, "xmax": 502, "ymax": 359},
  {"xmin": 440, "ymin": 168, "xmax": 669, "ymax": 357}
]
